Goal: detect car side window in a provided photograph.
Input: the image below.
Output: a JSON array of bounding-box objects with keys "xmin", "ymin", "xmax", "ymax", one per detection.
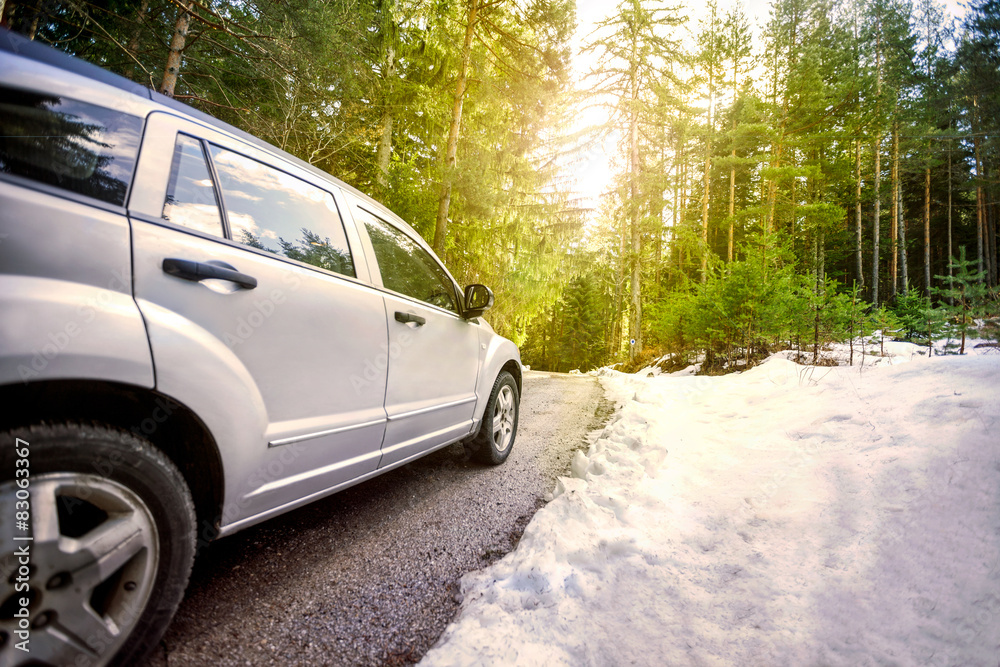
[
  {"xmin": 208, "ymin": 145, "xmax": 355, "ymax": 278},
  {"xmin": 361, "ymin": 210, "xmax": 457, "ymax": 313},
  {"xmin": 162, "ymin": 134, "xmax": 224, "ymax": 237},
  {"xmin": 0, "ymin": 85, "xmax": 142, "ymax": 206}
]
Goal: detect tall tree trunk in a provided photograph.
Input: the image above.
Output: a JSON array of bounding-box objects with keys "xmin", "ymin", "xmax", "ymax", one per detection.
[
  {"xmin": 855, "ymin": 139, "xmax": 864, "ymax": 289},
  {"xmin": 974, "ymin": 129, "xmax": 984, "ymax": 282},
  {"xmin": 989, "ymin": 187, "xmax": 998, "ymax": 286},
  {"xmin": 790, "ymin": 174, "xmax": 797, "ymax": 235},
  {"xmin": 628, "ymin": 44, "xmax": 642, "ymax": 360},
  {"xmin": 433, "ymin": 0, "xmax": 478, "ymax": 256},
  {"xmin": 125, "ymin": 0, "xmax": 151, "ymax": 81},
  {"xmin": 899, "ymin": 184, "xmax": 908, "ymax": 295},
  {"xmin": 728, "ymin": 142, "xmax": 736, "ymax": 263},
  {"xmin": 924, "ymin": 148, "xmax": 932, "ymax": 297},
  {"xmin": 680, "ymin": 140, "xmax": 688, "ymax": 269},
  {"xmin": 376, "ymin": 43, "xmax": 396, "ymax": 191},
  {"xmin": 923, "ymin": 9, "xmax": 934, "ymax": 298},
  {"xmin": 673, "ymin": 133, "xmax": 682, "ymax": 269},
  {"xmin": 873, "ymin": 136, "xmax": 881, "ymax": 306},
  {"xmin": 376, "ymin": 114, "xmax": 393, "ymax": 190},
  {"xmin": 891, "ymin": 123, "xmax": 899, "ymax": 298},
  {"xmin": 700, "ymin": 141, "xmax": 712, "ymax": 279},
  {"xmin": 160, "ymin": 1, "xmax": 195, "ymax": 97},
  {"xmin": 765, "ymin": 141, "xmax": 784, "ymax": 235},
  {"xmin": 947, "ymin": 141, "xmax": 953, "ymax": 303},
  {"xmin": 871, "ymin": 18, "xmax": 883, "ymax": 306},
  {"xmin": 700, "ymin": 59, "xmax": 714, "ymax": 280},
  {"xmin": 26, "ymin": 0, "xmax": 41, "ymax": 40},
  {"xmin": 727, "ymin": 55, "xmax": 739, "ymax": 264},
  {"xmin": 612, "ymin": 215, "xmax": 626, "ymax": 357},
  {"xmin": 655, "ymin": 139, "xmax": 666, "ymax": 287}
]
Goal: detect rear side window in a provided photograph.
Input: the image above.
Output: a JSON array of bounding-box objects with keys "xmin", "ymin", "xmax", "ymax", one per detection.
[
  {"xmin": 0, "ymin": 86, "xmax": 142, "ymax": 206},
  {"xmin": 209, "ymin": 145, "xmax": 355, "ymax": 278},
  {"xmin": 162, "ymin": 134, "xmax": 224, "ymax": 237}
]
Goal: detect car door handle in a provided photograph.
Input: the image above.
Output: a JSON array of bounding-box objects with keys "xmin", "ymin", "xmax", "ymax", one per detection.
[
  {"xmin": 394, "ymin": 311, "xmax": 426, "ymax": 326},
  {"xmin": 162, "ymin": 258, "xmax": 258, "ymax": 289}
]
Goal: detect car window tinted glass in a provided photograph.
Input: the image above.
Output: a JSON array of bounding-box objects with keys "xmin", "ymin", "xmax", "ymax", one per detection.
[
  {"xmin": 209, "ymin": 145, "xmax": 355, "ymax": 278},
  {"xmin": 0, "ymin": 86, "xmax": 142, "ymax": 205},
  {"xmin": 162, "ymin": 135, "xmax": 223, "ymax": 237},
  {"xmin": 362, "ymin": 211, "xmax": 457, "ymax": 312}
]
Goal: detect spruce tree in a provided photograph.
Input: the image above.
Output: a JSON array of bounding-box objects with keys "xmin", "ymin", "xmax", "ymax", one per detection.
[{"xmin": 933, "ymin": 247, "xmax": 993, "ymax": 353}]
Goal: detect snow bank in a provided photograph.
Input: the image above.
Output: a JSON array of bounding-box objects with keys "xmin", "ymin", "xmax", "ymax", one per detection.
[{"xmin": 421, "ymin": 351, "xmax": 1000, "ymax": 666}]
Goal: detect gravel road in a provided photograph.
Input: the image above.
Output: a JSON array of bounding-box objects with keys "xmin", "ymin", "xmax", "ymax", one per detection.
[{"xmin": 146, "ymin": 370, "xmax": 611, "ymax": 666}]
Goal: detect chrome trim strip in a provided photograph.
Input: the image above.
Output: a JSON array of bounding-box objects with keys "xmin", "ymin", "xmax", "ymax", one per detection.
[
  {"xmin": 387, "ymin": 395, "xmax": 477, "ymax": 422},
  {"xmin": 268, "ymin": 418, "xmax": 386, "ymax": 447},
  {"xmin": 219, "ymin": 433, "xmax": 469, "ymax": 538}
]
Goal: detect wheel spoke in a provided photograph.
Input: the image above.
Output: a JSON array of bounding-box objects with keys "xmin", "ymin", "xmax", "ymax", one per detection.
[
  {"xmin": 14, "ymin": 620, "xmax": 102, "ymax": 666},
  {"xmin": 70, "ymin": 514, "xmax": 149, "ymax": 588},
  {"xmin": 53, "ymin": 602, "xmax": 120, "ymax": 657},
  {"xmin": 30, "ymin": 480, "xmax": 63, "ymax": 544}
]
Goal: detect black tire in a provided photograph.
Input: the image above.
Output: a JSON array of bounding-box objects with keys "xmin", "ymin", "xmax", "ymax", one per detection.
[
  {"xmin": 0, "ymin": 423, "xmax": 196, "ymax": 667},
  {"xmin": 469, "ymin": 371, "xmax": 520, "ymax": 465}
]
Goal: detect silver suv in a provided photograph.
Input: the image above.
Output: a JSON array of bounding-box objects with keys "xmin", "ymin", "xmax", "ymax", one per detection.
[{"xmin": 0, "ymin": 29, "xmax": 521, "ymax": 667}]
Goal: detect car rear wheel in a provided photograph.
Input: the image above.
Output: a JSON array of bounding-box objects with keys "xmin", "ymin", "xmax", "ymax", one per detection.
[
  {"xmin": 0, "ymin": 423, "xmax": 196, "ymax": 667},
  {"xmin": 469, "ymin": 371, "xmax": 519, "ymax": 465}
]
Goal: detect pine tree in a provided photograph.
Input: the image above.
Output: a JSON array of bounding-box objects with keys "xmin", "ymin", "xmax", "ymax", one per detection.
[
  {"xmin": 720, "ymin": 3, "xmax": 754, "ymax": 264},
  {"xmin": 933, "ymin": 247, "xmax": 993, "ymax": 353}
]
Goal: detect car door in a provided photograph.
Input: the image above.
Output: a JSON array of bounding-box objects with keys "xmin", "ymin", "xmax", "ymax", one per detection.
[
  {"xmin": 128, "ymin": 113, "xmax": 389, "ymax": 522},
  {"xmin": 350, "ymin": 204, "xmax": 482, "ymax": 468}
]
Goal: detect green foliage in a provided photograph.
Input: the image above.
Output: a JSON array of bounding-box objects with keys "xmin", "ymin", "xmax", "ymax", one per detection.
[
  {"xmin": 647, "ymin": 236, "xmax": 808, "ymax": 368},
  {"xmin": 933, "ymin": 247, "xmax": 998, "ymax": 353},
  {"xmin": 521, "ymin": 272, "xmax": 608, "ymax": 372},
  {"xmin": 888, "ymin": 291, "xmax": 934, "ymax": 343},
  {"xmin": 558, "ymin": 275, "xmax": 609, "ymax": 372}
]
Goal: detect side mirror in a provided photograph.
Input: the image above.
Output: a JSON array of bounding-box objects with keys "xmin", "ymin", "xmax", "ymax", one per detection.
[{"xmin": 463, "ymin": 284, "xmax": 494, "ymax": 319}]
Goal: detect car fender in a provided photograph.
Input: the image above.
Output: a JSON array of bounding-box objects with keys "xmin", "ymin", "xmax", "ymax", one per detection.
[
  {"xmin": 135, "ymin": 298, "xmax": 271, "ymax": 529},
  {"xmin": 473, "ymin": 326, "xmax": 523, "ymax": 429},
  {"xmin": 0, "ymin": 275, "xmax": 154, "ymax": 387}
]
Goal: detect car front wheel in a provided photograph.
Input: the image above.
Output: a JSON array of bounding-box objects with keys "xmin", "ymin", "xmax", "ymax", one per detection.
[
  {"xmin": 0, "ymin": 423, "xmax": 196, "ymax": 667},
  {"xmin": 470, "ymin": 371, "xmax": 519, "ymax": 465}
]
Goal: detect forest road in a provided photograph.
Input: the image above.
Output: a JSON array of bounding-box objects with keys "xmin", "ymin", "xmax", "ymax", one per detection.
[{"xmin": 146, "ymin": 370, "xmax": 612, "ymax": 667}]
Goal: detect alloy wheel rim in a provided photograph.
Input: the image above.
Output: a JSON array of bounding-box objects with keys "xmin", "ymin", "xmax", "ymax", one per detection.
[
  {"xmin": 0, "ymin": 473, "xmax": 159, "ymax": 667},
  {"xmin": 491, "ymin": 385, "xmax": 515, "ymax": 453}
]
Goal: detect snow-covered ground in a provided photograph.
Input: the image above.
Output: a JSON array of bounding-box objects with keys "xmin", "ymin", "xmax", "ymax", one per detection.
[{"xmin": 421, "ymin": 343, "xmax": 1000, "ymax": 666}]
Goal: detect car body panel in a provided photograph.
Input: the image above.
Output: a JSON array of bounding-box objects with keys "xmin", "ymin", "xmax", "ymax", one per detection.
[
  {"xmin": 0, "ymin": 181, "xmax": 154, "ymax": 388},
  {"xmin": 377, "ymin": 292, "xmax": 482, "ymax": 467}
]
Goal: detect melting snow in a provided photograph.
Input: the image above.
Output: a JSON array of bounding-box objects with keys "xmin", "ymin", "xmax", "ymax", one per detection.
[{"xmin": 422, "ymin": 343, "xmax": 1000, "ymax": 666}]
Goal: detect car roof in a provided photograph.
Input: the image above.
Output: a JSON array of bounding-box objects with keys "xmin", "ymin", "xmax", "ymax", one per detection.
[{"xmin": 0, "ymin": 26, "xmax": 412, "ymax": 235}]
